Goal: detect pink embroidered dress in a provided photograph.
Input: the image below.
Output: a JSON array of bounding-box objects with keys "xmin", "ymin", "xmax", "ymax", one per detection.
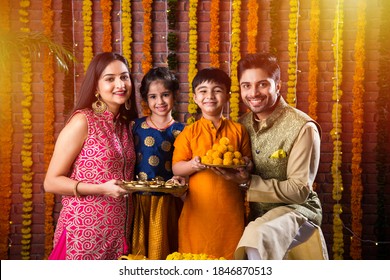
[{"xmin": 49, "ymin": 109, "xmax": 135, "ymax": 260}]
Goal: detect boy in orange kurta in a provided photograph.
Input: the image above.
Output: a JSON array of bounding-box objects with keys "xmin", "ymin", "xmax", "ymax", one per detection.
[{"xmin": 172, "ymin": 68, "xmax": 252, "ymax": 259}]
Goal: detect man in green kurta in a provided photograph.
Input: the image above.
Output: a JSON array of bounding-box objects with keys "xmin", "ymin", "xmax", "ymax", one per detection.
[{"xmin": 218, "ymin": 53, "xmax": 328, "ymax": 259}]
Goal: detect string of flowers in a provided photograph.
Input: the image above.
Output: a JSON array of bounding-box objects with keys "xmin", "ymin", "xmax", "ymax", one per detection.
[
  {"xmin": 246, "ymin": 0, "xmax": 258, "ymax": 54},
  {"xmin": 229, "ymin": 0, "xmax": 241, "ymax": 122},
  {"xmin": 167, "ymin": 0, "xmax": 178, "ymax": 70},
  {"xmin": 350, "ymin": 0, "xmax": 366, "ymax": 260},
  {"xmin": 269, "ymin": 0, "xmax": 281, "ymax": 57},
  {"xmin": 82, "ymin": 0, "xmax": 93, "ymax": 72},
  {"xmin": 121, "ymin": 0, "xmax": 132, "ymax": 68},
  {"xmin": 141, "ymin": 0, "xmax": 153, "ymax": 116},
  {"xmin": 42, "ymin": 0, "xmax": 56, "ymax": 259},
  {"xmin": 308, "ymin": 0, "xmax": 319, "ymax": 121},
  {"xmin": 286, "ymin": 0, "xmax": 299, "ymax": 107},
  {"xmin": 166, "ymin": 252, "xmax": 226, "ymax": 260},
  {"xmin": 375, "ymin": 0, "xmax": 390, "ymax": 259},
  {"xmin": 187, "ymin": 0, "xmax": 199, "ymax": 124},
  {"xmin": 19, "ymin": 0, "xmax": 34, "ymax": 260},
  {"xmin": 101, "ymin": 0, "xmax": 113, "ymax": 52},
  {"xmin": 331, "ymin": 0, "xmax": 344, "ymax": 260},
  {"xmin": 209, "ymin": 0, "xmax": 220, "ymax": 67},
  {"xmin": 0, "ymin": 0, "xmax": 13, "ymax": 260}
]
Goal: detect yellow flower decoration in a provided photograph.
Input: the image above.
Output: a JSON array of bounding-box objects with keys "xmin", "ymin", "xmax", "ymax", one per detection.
[
  {"xmin": 350, "ymin": 0, "xmax": 366, "ymax": 260},
  {"xmin": 210, "ymin": 0, "xmax": 220, "ymax": 67},
  {"xmin": 141, "ymin": 0, "xmax": 153, "ymax": 116},
  {"xmin": 19, "ymin": 0, "xmax": 34, "ymax": 260},
  {"xmin": 308, "ymin": 0, "xmax": 319, "ymax": 121},
  {"xmin": 166, "ymin": 252, "xmax": 226, "ymax": 260},
  {"xmin": 82, "ymin": 0, "xmax": 93, "ymax": 72},
  {"xmin": 0, "ymin": 0, "xmax": 13, "ymax": 260},
  {"xmin": 287, "ymin": 0, "xmax": 299, "ymax": 107},
  {"xmin": 122, "ymin": 0, "xmax": 132, "ymax": 68},
  {"xmin": 229, "ymin": 0, "xmax": 241, "ymax": 122},
  {"xmin": 187, "ymin": 0, "xmax": 199, "ymax": 124},
  {"xmin": 331, "ymin": 0, "xmax": 344, "ymax": 260},
  {"xmin": 42, "ymin": 0, "xmax": 56, "ymax": 259},
  {"xmin": 247, "ymin": 0, "xmax": 258, "ymax": 54},
  {"xmin": 270, "ymin": 149, "xmax": 287, "ymax": 159}
]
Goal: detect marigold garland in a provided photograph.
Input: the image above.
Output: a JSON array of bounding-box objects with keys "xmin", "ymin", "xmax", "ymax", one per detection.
[
  {"xmin": 0, "ymin": 0, "xmax": 13, "ymax": 260},
  {"xmin": 308, "ymin": 0, "xmax": 319, "ymax": 121},
  {"xmin": 229, "ymin": 0, "xmax": 241, "ymax": 122},
  {"xmin": 82, "ymin": 0, "xmax": 93, "ymax": 72},
  {"xmin": 122, "ymin": 0, "xmax": 132, "ymax": 68},
  {"xmin": 286, "ymin": 0, "xmax": 299, "ymax": 107},
  {"xmin": 246, "ymin": 0, "xmax": 258, "ymax": 54},
  {"xmin": 375, "ymin": 0, "xmax": 390, "ymax": 259},
  {"xmin": 210, "ymin": 0, "xmax": 220, "ymax": 67},
  {"xmin": 101, "ymin": 0, "xmax": 113, "ymax": 52},
  {"xmin": 141, "ymin": 0, "xmax": 153, "ymax": 116},
  {"xmin": 42, "ymin": 0, "xmax": 56, "ymax": 259},
  {"xmin": 187, "ymin": 0, "xmax": 199, "ymax": 125},
  {"xmin": 19, "ymin": 0, "xmax": 34, "ymax": 260},
  {"xmin": 350, "ymin": 0, "xmax": 366, "ymax": 260},
  {"xmin": 166, "ymin": 252, "xmax": 226, "ymax": 260},
  {"xmin": 269, "ymin": 0, "xmax": 281, "ymax": 56},
  {"xmin": 331, "ymin": 0, "xmax": 344, "ymax": 260}
]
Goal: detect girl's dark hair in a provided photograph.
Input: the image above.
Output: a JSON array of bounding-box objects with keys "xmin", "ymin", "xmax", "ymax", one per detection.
[
  {"xmin": 139, "ymin": 67, "xmax": 180, "ymax": 101},
  {"xmin": 71, "ymin": 52, "xmax": 137, "ymax": 124},
  {"xmin": 237, "ymin": 53, "xmax": 281, "ymax": 82},
  {"xmin": 191, "ymin": 67, "xmax": 231, "ymax": 93}
]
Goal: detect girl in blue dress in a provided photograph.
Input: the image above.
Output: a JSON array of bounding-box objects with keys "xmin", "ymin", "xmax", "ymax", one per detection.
[{"xmin": 130, "ymin": 67, "xmax": 185, "ymax": 259}]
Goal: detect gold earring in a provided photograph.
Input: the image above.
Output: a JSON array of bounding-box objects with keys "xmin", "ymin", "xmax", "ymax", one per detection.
[
  {"xmin": 92, "ymin": 93, "xmax": 107, "ymax": 114},
  {"xmin": 125, "ymin": 99, "xmax": 131, "ymax": 110}
]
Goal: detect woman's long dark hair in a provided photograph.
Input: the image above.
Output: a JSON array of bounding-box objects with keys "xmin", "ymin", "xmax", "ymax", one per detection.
[{"xmin": 70, "ymin": 52, "xmax": 138, "ymax": 124}]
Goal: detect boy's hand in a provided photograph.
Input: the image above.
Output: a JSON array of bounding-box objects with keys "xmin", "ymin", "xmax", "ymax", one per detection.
[{"xmin": 190, "ymin": 156, "xmax": 206, "ymax": 172}]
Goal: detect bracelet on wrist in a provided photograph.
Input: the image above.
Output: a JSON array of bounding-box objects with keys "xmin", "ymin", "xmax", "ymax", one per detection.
[{"xmin": 73, "ymin": 181, "xmax": 82, "ymax": 197}]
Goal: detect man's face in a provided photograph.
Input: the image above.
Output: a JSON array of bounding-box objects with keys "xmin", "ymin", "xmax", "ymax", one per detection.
[{"xmin": 239, "ymin": 68, "xmax": 280, "ymax": 120}]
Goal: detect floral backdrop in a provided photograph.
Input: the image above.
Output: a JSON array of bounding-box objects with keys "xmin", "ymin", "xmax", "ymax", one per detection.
[{"xmin": 0, "ymin": 0, "xmax": 389, "ymax": 260}]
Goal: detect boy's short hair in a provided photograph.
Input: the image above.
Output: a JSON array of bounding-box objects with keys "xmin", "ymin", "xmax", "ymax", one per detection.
[{"xmin": 192, "ymin": 68, "xmax": 231, "ymax": 93}]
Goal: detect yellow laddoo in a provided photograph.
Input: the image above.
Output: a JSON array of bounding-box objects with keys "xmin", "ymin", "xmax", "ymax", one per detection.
[
  {"xmin": 219, "ymin": 137, "xmax": 230, "ymax": 145},
  {"xmin": 212, "ymin": 158, "xmax": 223, "ymax": 165}
]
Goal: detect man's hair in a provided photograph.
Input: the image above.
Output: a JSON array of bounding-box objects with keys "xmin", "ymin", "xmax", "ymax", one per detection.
[
  {"xmin": 192, "ymin": 67, "xmax": 231, "ymax": 93},
  {"xmin": 237, "ymin": 53, "xmax": 281, "ymax": 82}
]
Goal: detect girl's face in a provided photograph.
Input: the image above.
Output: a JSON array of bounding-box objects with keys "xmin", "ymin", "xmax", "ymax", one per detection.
[
  {"xmin": 239, "ymin": 68, "xmax": 281, "ymax": 120},
  {"xmin": 97, "ymin": 60, "xmax": 132, "ymax": 115},
  {"xmin": 147, "ymin": 80, "xmax": 174, "ymax": 117},
  {"xmin": 193, "ymin": 81, "xmax": 228, "ymax": 119}
]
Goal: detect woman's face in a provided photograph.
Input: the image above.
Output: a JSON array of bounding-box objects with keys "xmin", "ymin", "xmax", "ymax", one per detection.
[{"xmin": 97, "ymin": 60, "xmax": 132, "ymax": 115}]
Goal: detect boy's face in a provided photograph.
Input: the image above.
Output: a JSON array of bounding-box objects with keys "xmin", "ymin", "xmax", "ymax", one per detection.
[{"xmin": 193, "ymin": 81, "xmax": 229, "ymax": 118}]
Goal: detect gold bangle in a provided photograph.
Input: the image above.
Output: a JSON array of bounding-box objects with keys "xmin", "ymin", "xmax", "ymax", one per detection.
[{"xmin": 73, "ymin": 181, "xmax": 82, "ymax": 197}]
